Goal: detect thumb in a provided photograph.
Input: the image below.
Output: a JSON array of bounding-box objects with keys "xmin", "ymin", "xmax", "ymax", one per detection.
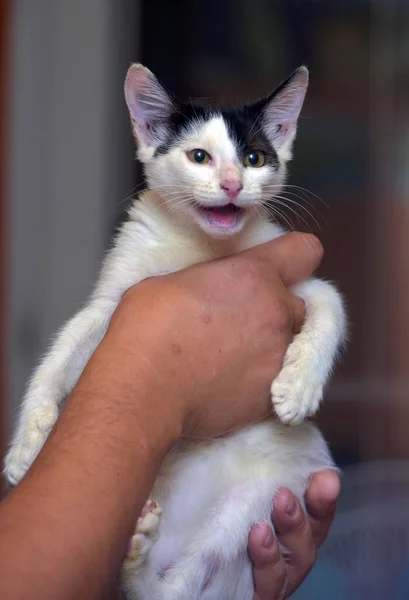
[{"xmin": 246, "ymin": 233, "xmax": 324, "ymax": 287}]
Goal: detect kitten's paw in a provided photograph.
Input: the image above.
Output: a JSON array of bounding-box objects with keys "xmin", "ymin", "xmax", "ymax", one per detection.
[
  {"xmin": 136, "ymin": 499, "xmax": 163, "ymax": 536},
  {"xmin": 4, "ymin": 405, "xmax": 59, "ymax": 486},
  {"xmin": 271, "ymin": 345, "xmax": 324, "ymax": 425},
  {"xmin": 123, "ymin": 500, "xmax": 163, "ymax": 573},
  {"xmin": 272, "ymin": 370, "xmax": 323, "ymax": 425}
]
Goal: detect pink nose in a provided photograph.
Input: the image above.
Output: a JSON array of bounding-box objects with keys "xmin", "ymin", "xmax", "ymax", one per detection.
[{"xmin": 220, "ymin": 180, "xmax": 243, "ymax": 199}]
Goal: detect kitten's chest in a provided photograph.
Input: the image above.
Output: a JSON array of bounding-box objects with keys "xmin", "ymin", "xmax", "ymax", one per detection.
[
  {"xmin": 140, "ymin": 224, "xmax": 280, "ymax": 279},
  {"xmin": 137, "ymin": 216, "xmax": 283, "ymax": 275},
  {"xmin": 101, "ymin": 204, "xmax": 284, "ymax": 295},
  {"xmin": 160, "ymin": 222, "xmax": 284, "ymax": 277}
]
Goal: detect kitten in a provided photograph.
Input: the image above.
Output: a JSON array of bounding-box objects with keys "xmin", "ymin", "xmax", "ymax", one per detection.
[{"xmin": 4, "ymin": 64, "xmax": 346, "ymax": 599}]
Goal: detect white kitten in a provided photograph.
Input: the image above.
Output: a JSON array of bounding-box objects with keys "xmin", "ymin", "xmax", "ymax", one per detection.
[{"xmin": 4, "ymin": 64, "xmax": 346, "ymax": 600}]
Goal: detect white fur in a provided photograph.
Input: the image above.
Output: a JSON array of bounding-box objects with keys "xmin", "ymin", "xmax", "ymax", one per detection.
[
  {"xmin": 4, "ymin": 64, "xmax": 347, "ymax": 599},
  {"xmin": 123, "ymin": 421, "xmax": 335, "ymax": 600}
]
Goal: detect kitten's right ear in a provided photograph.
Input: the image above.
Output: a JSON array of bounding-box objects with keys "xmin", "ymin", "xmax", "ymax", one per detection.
[{"xmin": 124, "ymin": 63, "xmax": 175, "ymax": 148}]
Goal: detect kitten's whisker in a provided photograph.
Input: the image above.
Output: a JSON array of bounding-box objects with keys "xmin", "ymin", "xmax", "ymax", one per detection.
[
  {"xmin": 264, "ymin": 203, "xmax": 302, "ymax": 233},
  {"xmin": 248, "ymin": 110, "xmax": 264, "ymax": 138},
  {"xmin": 247, "ymin": 124, "xmax": 265, "ymax": 140},
  {"xmin": 260, "ymin": 202, "xmax": 295, "ymax": 232},
  {"xmin": 157, "ymin": 198, "xmax": 196, "ymax": 216},
  {"xmin": 271, "ymin": 195, "xmax": 322, "ymax": 232},
  {"xmin": 265, "ymin": 186, "xmax": 318, "ymax": 211},
  {"xmin": 189, "ymin": 101, "xmax": 200, "ymax": 123},
  {"xmin": 281, "ymin": 191, "xmax": 329, "ymax": 229},
  {"xmin": 161, "ymin": 198, "xmax": 196, "ymax": 208},
  {"xmin": 262, "ymin": 185, "xmax": 327, "ymax": 227},
  {"xmin": 170, "ymin": 198, "xmax": 196, "ymax": 206},
  {"xmin": 154, "ymin": 189, "xmax": 195, "ymax": 198},
  {"xmin": 275, "ymin": 201, "xmax": 314, "ymax": 234},
  {"xmin": 264, "ymin": 197, "xmax": 316, "ymax": 233},
  {"xmin": 154, "ymin": 182, "xmax": 194, "ymax": 188},
  {"xmin": 165, "ymin": 197, "xmax": 197, "ymax": 212},
  {"xmin": 274, "ymin": 186, "xmax": 316, "ymax": 205},
  {"xmin": 261, "ymin": 197, "xmax": 311, "ymax": 233},
  {"xmin": 156, "ymin": 191, "xmax": 193, "ymax": 198},
  {"xmin": 154, "ymin": 185, "xmax": 196, "ymax": 192},
  {"xmin": 280, "ymin": 189, "xmax": 321, "ymax": 211},
  {"xmin": 270, "ymin": 207, "xmax": 295, "ymax": 232},
  {"xmin": 117, "ymin": 182, "xmax": 148, "ymax": 206},
  {"xmin": 282, "ymin": 184, "xmax": 328, "ymax": 207},
  {"xmin": 264, "ymin": 182, "xmax": 323, "ymax": 205}
]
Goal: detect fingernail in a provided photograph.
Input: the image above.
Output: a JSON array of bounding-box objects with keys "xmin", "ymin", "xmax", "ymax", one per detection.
[
  {"xmin": 286, "ymin": 496, "xmax": 297, "ymax": 516},
  {"xmin": 263, "ymin": 527, "xmax": 275, "ymax": 549}
]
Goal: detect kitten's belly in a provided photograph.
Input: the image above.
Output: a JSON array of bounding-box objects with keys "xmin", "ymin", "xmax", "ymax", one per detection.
[{"xmin": 148, "ymin": 419, "xmax": 333, "ymax": 575}]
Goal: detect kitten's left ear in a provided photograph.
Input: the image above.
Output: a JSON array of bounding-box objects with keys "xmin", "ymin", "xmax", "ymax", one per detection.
[
  {"xmin": 255, "ymin": 66, "xmax": 309, "ymax": 151},
  {"xmin": 124, "ymin": 63, "xmax": 175, "ymax": 148}
]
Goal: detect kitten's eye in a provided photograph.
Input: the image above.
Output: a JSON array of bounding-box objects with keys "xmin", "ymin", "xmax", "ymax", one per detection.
[
  {"xmin": 243, "ymin": 151, "xmax": 265, "ymax": 168},
  {"xmin": 187, "ymin": 149, "xmax": 211, "ymax": 164}
]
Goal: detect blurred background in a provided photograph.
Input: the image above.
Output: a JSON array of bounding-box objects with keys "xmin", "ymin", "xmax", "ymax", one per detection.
[{"xmin": 1, "ymin": 0, "xmax": 409, "ymax": 597}]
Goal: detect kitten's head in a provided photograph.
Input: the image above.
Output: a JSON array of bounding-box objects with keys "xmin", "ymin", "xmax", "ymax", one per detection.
[{"xmin": 125, "ymin": 64, "xmax": 308, "ymax": 237}]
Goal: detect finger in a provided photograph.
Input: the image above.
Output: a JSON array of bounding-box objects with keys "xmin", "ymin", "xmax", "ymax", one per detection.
[
  {"xmin": 273, "ymin": 489, "xmax": 315, "ymax": 594},
  {"xmin": 245, "ymin": 232, "xmax": 324, "ymax": 287},
  {"xmin": 287, "ymin": 294, "xmax": 305, "ymax": 334},
  {"xmin": 248, "ymin": 522, "xmax": 288, "ymax": 600},
  {"xmin": 305, "ymin": 470, "xmax": 340, "ymax": 548}
]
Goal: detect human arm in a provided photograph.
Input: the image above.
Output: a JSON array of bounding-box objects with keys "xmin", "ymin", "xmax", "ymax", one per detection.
[{"xmin": 0, "ymin": 232, "xmax": 323, "ymax": 600}]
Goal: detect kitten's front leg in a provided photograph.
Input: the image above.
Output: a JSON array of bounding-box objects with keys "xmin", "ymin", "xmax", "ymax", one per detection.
[
  {"xmin": 271, "ymin": 278, "xmax": 346, "ymax": 425},
  {"xmin": 4, "ymin": 299, "xmax": 117, "ymax": 486}
]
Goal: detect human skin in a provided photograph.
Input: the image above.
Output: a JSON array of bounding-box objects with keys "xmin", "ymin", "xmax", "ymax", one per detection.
[
  {"xmin": 0, "ymin": 232, "xmax": 339, "ymax": 600},
  {"xmin": 248, "ymin": 472, "xmax": 340, "ymax": 599}
]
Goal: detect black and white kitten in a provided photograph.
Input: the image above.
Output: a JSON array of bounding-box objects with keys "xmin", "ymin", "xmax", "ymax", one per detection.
[{"xmin": 4, "ymin": 64, "xmax": 346, "ymax": 600}]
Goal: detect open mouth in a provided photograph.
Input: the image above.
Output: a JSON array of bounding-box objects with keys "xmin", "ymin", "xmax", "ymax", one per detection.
[{"xmin": 196, "ymin": 203, "xmax": 246, "ymax": 230}]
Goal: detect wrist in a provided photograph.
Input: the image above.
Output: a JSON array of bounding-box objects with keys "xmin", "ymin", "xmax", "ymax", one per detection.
[{"xmin": 80, "ymin": 324, "xmax": 184, "ymax": 457}]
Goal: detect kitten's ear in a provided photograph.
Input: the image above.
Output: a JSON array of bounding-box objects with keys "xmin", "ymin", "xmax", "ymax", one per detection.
[
  {"xmin": 257, "ymin": 66, "xmax": 309, "ymax": 151},
  {"xmin": 124, "ymin": 63, "xmax": 175, "ymax": 147}
]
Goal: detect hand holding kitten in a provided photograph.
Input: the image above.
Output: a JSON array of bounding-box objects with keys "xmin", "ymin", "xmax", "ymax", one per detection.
[{"xmin": 96, "ymin": 231, "xmax": 322, "ymax": 441}]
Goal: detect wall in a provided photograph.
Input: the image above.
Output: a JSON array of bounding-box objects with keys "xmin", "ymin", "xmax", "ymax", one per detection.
[{"xmin": 6, "ymin": 0, "xmax": 140, "ymax": 436}]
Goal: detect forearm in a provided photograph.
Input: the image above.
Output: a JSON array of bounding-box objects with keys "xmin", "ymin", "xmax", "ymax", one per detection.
[{"xmin": 0, "ymin": 332, "xmax": 180, "ymax": 600}]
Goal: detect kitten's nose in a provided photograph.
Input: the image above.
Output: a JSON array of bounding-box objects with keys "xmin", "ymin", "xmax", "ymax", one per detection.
[{"xmin": 220, "ymin": 179, "xmax": 243, "ymax": 199}]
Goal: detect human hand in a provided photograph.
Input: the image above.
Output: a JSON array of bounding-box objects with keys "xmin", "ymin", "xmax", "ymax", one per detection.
[
  {"xmin": 97, "ymin": 232, "xmax": 323, "ymax": 441},
  {"xmin": 248, "ymin": 470, "xmax": 340, "ymax": 599}
]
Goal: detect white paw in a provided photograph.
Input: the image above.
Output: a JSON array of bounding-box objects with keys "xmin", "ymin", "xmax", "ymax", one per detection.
[
  {"xmin": 4, "ymin": 405, "xmax": 58, "ymax": 486},
  {"xmin": 123, "ymin": 500, "xmax": 163, "ymax": 573},
  {"xmin": 271, "ymin": 346, "xmax": 324, "ymax": 425}
]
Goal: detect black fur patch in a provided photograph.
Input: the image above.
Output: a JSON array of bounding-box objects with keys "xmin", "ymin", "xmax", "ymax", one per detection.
[{"xmin": 154, "ymin": 102, "xmax": 278, "ymax": 167}]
